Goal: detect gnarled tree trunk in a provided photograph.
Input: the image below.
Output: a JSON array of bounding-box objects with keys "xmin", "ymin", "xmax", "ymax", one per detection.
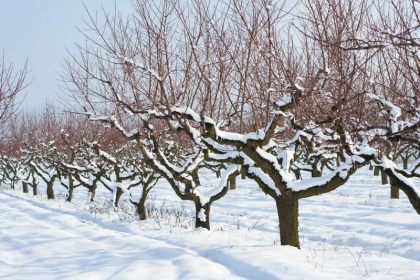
[
  {"xmin": 66, "ymin": 174, "xmax": 75, "ymax": 202},
  {"xmin": 312, "ymin": 169, "xmax": 322, "ymax": 177},
  {"xmin": 390, "ymin": 178, "xmax": 399, "ymax": 199},
  {"xmin": 381, "ymin": 170, "xmax": 388, "ymax": 185},
  {"xmin": 22, "ymin": 182, "xmax": 29, "ymax": 193},
  {"xmin": 46, "ymin": 182, "xmax": 55, "ymax": 199},
  {"xmin": 137, "ymin": 184, "xmax": 150, "ymax": 220},
  {"xmin": 195, "ymin": 201, "xmax": 211, "ymax": 230},
  {"xmin": 137, "ymin": 196, "xmax": 147, "ymax": 220},
  {"xmin": 374, "ymin": 166, "xmax": 380, "ymax": 176},
  {"xmin": 114, "ymin": 187, "xmax": 123, "ymax": 207},
  {"xmin": 229, "ymin": 176, "xmax": 236, "ymax": 190},
  {"xmin": 276, "ymin": 196, "xmax": 300, "ymax": 249},
  {"xmin": 403, "ymin": 158, "xmax": 408, "ymax": 169}
]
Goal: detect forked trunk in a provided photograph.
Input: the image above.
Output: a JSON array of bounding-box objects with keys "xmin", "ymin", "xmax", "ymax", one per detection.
[
  {"xmin": 276, "ymin": 196, "xmax": 300, "ymax": 249},
  {"xmin": 22, "ymin": 182, "xmax": 29, "ymax": 193},
  {"xmin": 195, "ymin": 201, "xmax": 211, "ymax": 230},
  {"xmin": 46, "ymin": 182, "xmax": 55, "ymax": 199}
]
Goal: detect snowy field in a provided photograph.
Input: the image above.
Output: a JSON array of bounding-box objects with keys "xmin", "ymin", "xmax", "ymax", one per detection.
[{"xmin": 1, "ymin": 166, "xmax": 420, "ymax": 280}]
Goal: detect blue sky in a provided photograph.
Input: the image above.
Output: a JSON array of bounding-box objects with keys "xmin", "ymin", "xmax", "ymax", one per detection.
[{"xmin": 0, "ymin": 1, "xmax": 133, "ymax": 109}]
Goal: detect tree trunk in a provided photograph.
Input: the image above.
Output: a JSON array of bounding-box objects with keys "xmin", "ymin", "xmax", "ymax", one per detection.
[
  {"xmin": 241, "ymin": 166, "xmax": 247, "ymax": 179},
  {"xmin": 138, "ymin": 196, "xmax": 147, "ymax": 220},
  {"xmin": 33, "ymin": 185, "xmax": 38, "ymax": 196},
  {"xmin": 292, "ymin": 168, "xmax": 302, "ymax": 180},
  {"xmin": 89, "ymin": 183, "xmax": 97, "ymax": 203},
  {"xmin": 403, "ymin": 158, "xmax": 408, "ymax": 170},
  {"xmin": 229, "ymin": 176, "xmax": 236, "ymax": 190},
  {"xmin": 114, "ymin": 187, "xmax": 123, "ymax": 207},
  {"xmin": 22, "ymin": 182, "xmax": 29, "ymax": 193},
  {"xmin": 390, "ymin": 178, "xmax": 399, "ymax": 199},
  {"xmin": 66, "ymin": 175, "xmax": 74, "ymax": 202},
  {"xmin": 312, "ymin": 169, "xmax": 322, "ymax": 178},
  {"xmin": 67, "ymin": 185, "xmax": 74, "ymax": 203},
  {"xmin": 195, "ymin": 201, "xmax": 211, "ymax": 230},
  {"xmin": 374, "ymin": 166, "xmax": 380, "ymax": 176},
  {"xmin": 276, "ymin": 196, "xmax": 300, "ymax": 249},
  {"xmin": 369, "ymin": 165, "xmax": 373, "ymax": 171},
  {"xmin": 381, "ymin": 169, "xmax": 388, "ymax": 185},
  {"xmin": 191, "ymin": 168, "xmax": 200, "ymax": 186},
  {"xmin": 46, "ymin": 182, "xmax": 55, "ymax": 199}
]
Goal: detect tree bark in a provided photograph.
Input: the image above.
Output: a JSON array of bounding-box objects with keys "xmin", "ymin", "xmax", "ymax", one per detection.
[
  {"xmin": 46, "ymin": 182, "xmax": 55, "ymax": 199},
  {"xmin": 390, "ymin": 178, "xmax": 399, "ymax": 199},
  {"xmin": 383, "ymin": 168, "xmax": 420, "ymax": 214},
  {"xmin": 114, "ymin": 187, "xmax": 123, "ymax": 207},
  {"xmin": 369, "ymin": 165, "xmax": 373, "ymax": 171},
  {"xmin": 312, "ymin": 169, "xmax": 322, "ymax": 177},
  {"xmin": 229, "ymin": 176, "xmax": 236, "ymax": 190},
  {"xmin": 403, "ymin": 158, "xmax": 408, "ymax": 170},
  {"xmin": 374, "ymin": 166, "xmax": 380, "ymax": 176},
  {"xmin": 311, "ymin": 159, "xmax": 322, "ymax": 177},
  {"xmin": 195, "ymin": 201, "xmax": 211, "ymax": 230},
  {"xmin": 33, "ymin": 185, "xmax": 38, "ymax": 196},
  {"xmin": 276, "ymin": 196, "xmax": 300, "ymax": 249},
  {"xmin": 88, "ymin": 182, "xmax": 97, "ymax": 203},
  {"xmin": 241, "ymin": 166, "xmax": 247, "ymax": 179},
  {"xmin": 292, "ymin": 168, "xmax": 302, "ymax": 180},
  {"xmin": 192, "ymin": 168, "xmax": 200, "ymax": 186},
  {"xmin": 381, "ymin": 169, "xmax": 388, "ymax": 185},
  {"xmin": 22, "ymin": 182, "xmax": 29, "ymax": 193},
  {"xmin": 138, "ymin": 196, "xmax": 147, "ymax": 220},
  {"xmin": 66, "ymin": 175, "xmax": 74, "ymax": 202}
]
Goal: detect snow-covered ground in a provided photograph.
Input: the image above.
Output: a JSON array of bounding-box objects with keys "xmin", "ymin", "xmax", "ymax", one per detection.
[{"xmin": 1, "ymin": 167, "xmax": 420, "ymax": 279}]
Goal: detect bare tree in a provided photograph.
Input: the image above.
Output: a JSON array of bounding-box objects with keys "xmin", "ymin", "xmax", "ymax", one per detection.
[{"xmin": 0, "ymin": 52, "xmax": 29, "ymax": 131}]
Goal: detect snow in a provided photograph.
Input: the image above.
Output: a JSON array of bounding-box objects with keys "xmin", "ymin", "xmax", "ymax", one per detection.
[
  {"xmin": 171, "ymin": 107, "xmax": 201, "ymax": 122},
  {"xmin": 198, "ymin": 208, "xmax": 207, "ymax": 222},
  {"xmin": 406, "ymin": 157, "xmax": 420, "ymax": 173},
  {"xmin": 287, "ymin": 164, "xmax": 351, "ymax": 192},
  {"xmin": 1, "ymin": 166, "xmax": 420, "ymax": 279},
  {"xmin": 275, "ymin": 94, "xmax": 292, "ymax": 107},
  {"xmin": 381, "ymin": 156, "xmax": 420, "ymax": 198},
  {"xmin": 365, "ymin": 93, "xmax": 402, "ymax": 133},
  {"xmin": 248, "ymin": 166, "xmax": 280, "ymax": 196},
  {"xmin": 196, "ymin": 165, "xmax": 240, "ymax": 205},
  {"xmin": 0, "ymin": 192, "xmax": 241, "ymax": 280}
]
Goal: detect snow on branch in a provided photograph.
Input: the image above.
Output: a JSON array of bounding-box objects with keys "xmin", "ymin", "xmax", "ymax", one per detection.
[
  {"xmin": 195, "ymin": 164, "xmax": 240, "ymax": 206},
  {"xmin": 365, "ymin": 93, "xmax": 401, "ymax": 133}
]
